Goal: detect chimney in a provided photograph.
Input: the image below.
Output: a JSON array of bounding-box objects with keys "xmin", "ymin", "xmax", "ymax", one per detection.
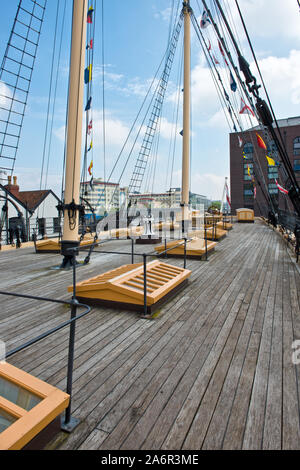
[{"xmin": 5, "ymin": 175, "xmax": 20, "ymax": 198}]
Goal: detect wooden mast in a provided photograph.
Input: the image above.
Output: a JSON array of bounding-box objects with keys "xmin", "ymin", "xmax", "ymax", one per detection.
[
  {"xmin": 61, "ymin": 0, "xmax": 87, "ymax": 267},
  {"xmin": 181, "ymin": 0, "xmax": 191, "ymax": 233}
]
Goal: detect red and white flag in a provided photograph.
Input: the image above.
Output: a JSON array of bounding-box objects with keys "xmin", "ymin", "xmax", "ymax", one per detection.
[
  {"xmin": 218, "ymin": 40, "xmax": 229, "ymax": 66},
  {"xmin": 238, "ymin": 136, "xmax": 243, "ymax": 147},
  {"xmin": 239, "ymin": 98, "xmax": 255, "ymax": 117},
  {"xmin": 225, "ymin": 180, "xmax": 231, "ymax": 207},
  {"xmin": 275, "ymin": 180, "xmax": 288, "ymax": 194},
  {"xmin": 87, "ymin": 120, "xmax": 92, "ymax": 135}
]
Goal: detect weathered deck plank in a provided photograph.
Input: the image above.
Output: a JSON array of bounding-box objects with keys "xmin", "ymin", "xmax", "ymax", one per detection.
[{"xmin": 0, "ymin": 221, "xmax": 300, "ymax": 450}]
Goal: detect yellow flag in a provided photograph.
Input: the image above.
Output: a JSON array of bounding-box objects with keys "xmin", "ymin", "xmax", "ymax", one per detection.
[
  {"xmin": 247, "ymin": 165, "xmax": 251, "ymax": 177},
  {"xmin": 266, "ymin": 155, "xmax": 275, "ymax": 166}
]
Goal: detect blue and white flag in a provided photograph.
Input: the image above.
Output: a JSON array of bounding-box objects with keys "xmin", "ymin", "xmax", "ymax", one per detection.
[
  {"xmin": 200, "ymin": 11, "xmax": 211, "ymax": 29},
  {"xmin": 230, "ymin": 71, "xmax": 237, "ymax": 92}
]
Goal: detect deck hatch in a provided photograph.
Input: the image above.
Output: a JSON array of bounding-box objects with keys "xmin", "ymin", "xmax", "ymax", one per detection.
[
  {"xmin": 155, "ymin": 237, "xmax": 217, "ymax": 259},
  {"xmin": 68, "ymin": 260, "xmax": 191, "ymax": 311},
  {"xmin": 0, "ymin": 363, "xmax": 69, "ymax": 450}
]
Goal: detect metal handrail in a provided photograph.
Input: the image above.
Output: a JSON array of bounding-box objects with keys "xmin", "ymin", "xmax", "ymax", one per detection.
[{"xmin": 0, "ymin": 266, "xmax": 91, "ymax": 431}]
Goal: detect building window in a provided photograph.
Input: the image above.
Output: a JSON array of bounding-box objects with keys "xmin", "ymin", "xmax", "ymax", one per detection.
[
  {"xmin": 244, "ymin": 183, "xmax": 254, "ymax": 197},
  {"xmin": 38, "ymin": 218, "xmax": 46, "ymax": 236},
  {"xmin": 53, "ymin": 217, "xmax": 61, "ymax": 233},
  {"xmin": 267, "ymin": 140, "xmax": 278, "ymax": 155},
  {"xmin": 243, "ymin": 163, "xmax": 253, "ymax": 180},
  {"xmin": 244, "ymin": 189, "xmax": 254, "ymax": 196},
  {"xmin": 268, "ymin": 166, "xmax": 278, "ymax": 179},
  {"xmin": 294, "ymin": 137, "xmax": 300, "ymax": 156},
  {"xmin": 268, "ymin": 183, "xmax": 278, "ymax": 194},
  {"xmin": 243, "ymin": 142, "xmax": 254, "ymax": 160},
  {"xmin": 294, "ymin": 159, "xmax": 300, "ymax": 171}
]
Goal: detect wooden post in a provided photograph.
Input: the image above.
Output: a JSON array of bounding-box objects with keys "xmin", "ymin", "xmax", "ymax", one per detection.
[
  {"xmin": 61, "ymin": 0, "xmax": 87, "ymax": 267},
  {"xmin": 181, "ymin": 1, "xmax": 191, "ymax": 233}
]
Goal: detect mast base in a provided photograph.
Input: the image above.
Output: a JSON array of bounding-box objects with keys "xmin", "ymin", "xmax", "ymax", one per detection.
[
  {"xmin": 136, "ymin": 235, "xmax": 162, "ymax": 245},
  {"xmin": 60, "ymin": 240, "xmax": 80, "ymax": 269}
]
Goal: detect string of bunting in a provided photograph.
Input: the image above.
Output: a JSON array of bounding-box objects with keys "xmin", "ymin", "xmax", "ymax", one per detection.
[
  {"xmin": 199, "ymin": 9, "xmax": 253, "ymax": 134},
  {"xmin": 199, "ymin": 8, "xmax": 289, "ymax": 201},
  {"xmin": 85, "ymin": 3, "xmax": 94, "ymax": 187}
]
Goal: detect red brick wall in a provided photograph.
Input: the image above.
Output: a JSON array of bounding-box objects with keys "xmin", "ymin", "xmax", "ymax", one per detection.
[{"xmin": 230, "ymin": 122, "xmax": 300, "ymax": 216}]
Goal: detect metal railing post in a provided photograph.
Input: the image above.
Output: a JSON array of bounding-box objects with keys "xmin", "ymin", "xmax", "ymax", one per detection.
[
  {"xmin": 61, "ymin": 251, "xmax": 80, "ymax": 432},
  {"xmin": 164, "ymin": 238, "xmax": 167, "ymax": 258},
  {"xmin": 143, "ymin": 254, "xmax": 147, "ymax": 317},
  {"xmin": 131, "ymin": 238, "xmax": 134, "ymax": 264},
  {"xmin": 205, "ymin": 225, "xmax": 208, "ymax": 261},
  {"xmin": 184, "ymin": 237, "xmax": 187, "ymax": 269}
]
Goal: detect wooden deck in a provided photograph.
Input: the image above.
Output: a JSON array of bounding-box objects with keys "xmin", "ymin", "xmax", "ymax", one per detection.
[{"xmin": 1, "ymin": 220, "xmax": 300, "ymax": 450}]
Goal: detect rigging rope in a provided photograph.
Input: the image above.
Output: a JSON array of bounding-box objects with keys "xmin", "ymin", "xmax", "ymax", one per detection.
[
  {"xmin": 168, "ymin": 38, "xmax": 183, "ymax": 193},
  {"xmin": 36, "ymin": 0, "xmax": 59, "ymax": 225},
  {"xmin": 95, "ymin": 20, "xmax": 182, "ymax": 214},
  {"xmin": 101, "ymin": 0, "xmax": 106, "ymax": 186},
  {"xmin": 234, "ymin": 0, "xmax": 296, "ymax": 187},
  {"xmin": 232, "ymin": 0, "xmax": 300, "ymax": 215},
  {"xmin": 39, "ymin": 0, "xmax": 60, "ymax": 193},
  {"xmin": 191, "ymin": 6, "xmax": 274, "ymax": 212},
  {"xmin": 40, "ymin": 0, "xmax": 67, "ymax": 224}
]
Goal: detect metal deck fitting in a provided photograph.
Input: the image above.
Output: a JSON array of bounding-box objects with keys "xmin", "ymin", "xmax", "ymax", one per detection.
[{"xmin": 68, "ymin": 260, "xmax": 191, "ymax": 314}]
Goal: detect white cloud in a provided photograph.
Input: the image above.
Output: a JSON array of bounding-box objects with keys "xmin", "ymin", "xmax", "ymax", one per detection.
[
  {"xmin": 191, "ymin": 173, "xmax": 225, "ymax": 200},
  {"xmin": 257, "ymin": 50, "xmax": 300, "ymax": 108},
  {"xmin": 158, "ymin": 116, "xmax": 179, "ymax": 139},
  {"xmin": 237, "ymin": 0, "xmax": 300, "ymax": 41},
  {"xmin": 14, "ymin": 167, "xmax": 62, "ymax": 196},
  {"xmin": 168, "ymin": 169, "xmax": 225, "ymax": 200},
  {"xmin": 54, "ymin": 110, "xmax": 131, "ymax": 148},
  {"xmin": 92, "ymin": 65, "xmax": 124, "ymax": 84},
  {"xmin": 153, "ymin": 6, "xmax": 173, "ymax": 22},
  {"xmin": 0, "ymin": 82, "xmax": 12, "ymax": 112},
  {"xmin": 200, "ymin": 108, "xmax": 230, "ymax": 130},
  {"xmin": 53, "ymin": 125, "xmax": 66, "ymax": 142}
]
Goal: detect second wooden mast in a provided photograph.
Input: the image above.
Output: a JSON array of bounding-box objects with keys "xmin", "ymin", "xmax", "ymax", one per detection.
[
  {"xmin": 61, "ymin": 0, "xmax": 88, "ymax": 267},
  {"xmin": 181, "ymin": 0, "xmax": 191, "ymax": 233}
]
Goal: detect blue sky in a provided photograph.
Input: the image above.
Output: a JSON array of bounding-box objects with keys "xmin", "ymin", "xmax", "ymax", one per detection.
[{"xmin": 1, "ymin": 0, "xmax": 300, "ymax": 201}]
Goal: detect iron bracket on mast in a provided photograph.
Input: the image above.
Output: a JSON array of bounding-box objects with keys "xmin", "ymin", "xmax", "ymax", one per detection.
[
  {"xmin": 57, "ymin": 200, "xmax": 85, "ymax": 227},
  {"xmin": 58, "ymin": 200, "xmax": 85, "ymax": 268},
  {"xmin": 182, "ymin": 1, "xmax": 192, "ymax": 13}
]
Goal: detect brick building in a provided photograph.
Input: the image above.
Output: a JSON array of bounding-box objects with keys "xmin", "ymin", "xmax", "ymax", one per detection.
[{"xmin": 230, "ymin": 116, "xmax": 300, "ymax": 216}]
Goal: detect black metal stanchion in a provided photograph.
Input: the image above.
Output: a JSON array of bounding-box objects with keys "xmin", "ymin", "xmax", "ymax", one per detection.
[
  {"xmin": 205, "ymin": 225, "xmax": 208, "ymax": 261},
  {"xmin": 164, "ymin": 238, "xmax": 167, "ymax": 258},
  {"xmin": 61, "ymin": 251, "xmax": 80, "ymax": 432},
  {"xmin": 184, "ymin": 238, "xmax": 187, "ymax": 269},
  {"xmin": 131, "ymin": 238, "xmax": 134, "ymax": 264},
  {"xmin": 142, "ymin": 254, "xmax": 148, "ymax": 317}
]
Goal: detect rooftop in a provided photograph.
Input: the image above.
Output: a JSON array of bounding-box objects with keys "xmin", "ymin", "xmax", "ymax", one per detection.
[{"xmin": 231, "ymin": 115, "xmax": 300, "ymax": 134}]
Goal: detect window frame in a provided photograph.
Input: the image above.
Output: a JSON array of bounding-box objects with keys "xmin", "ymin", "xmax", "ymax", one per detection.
[
  {"xmin": 294, "ymin": 158, "xmax": 300, "ymax": 171},
  {"xmin": 0, "ymin": 362, "xmax": 69, "ymax": 450},
  {"xmin": 293, "ymin": 137, "xmax": 300, "ymax": 156}
]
